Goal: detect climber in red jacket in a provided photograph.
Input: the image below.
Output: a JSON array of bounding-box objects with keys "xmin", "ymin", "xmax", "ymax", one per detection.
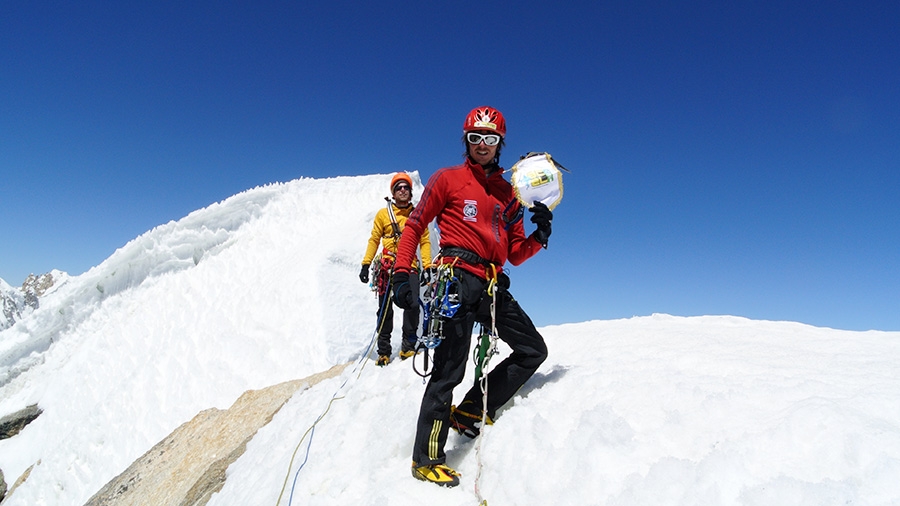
[{"xmin": 392, "ymin": 106, "xmax": 553, "ymax": 487}]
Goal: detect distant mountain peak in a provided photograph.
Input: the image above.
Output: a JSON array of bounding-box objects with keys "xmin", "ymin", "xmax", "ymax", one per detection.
[
  {"xmin": 22, "ymin": 272, "xmax": 57, "ymax": 308},
  {"xmin": 0, "ymin": 271, "xmax": 66, "ymax": 331}
]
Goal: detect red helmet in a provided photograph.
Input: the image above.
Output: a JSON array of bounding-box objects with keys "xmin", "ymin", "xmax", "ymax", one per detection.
[
  {"xmin": 463, "ymin": 106, "xmax": 506, "ymax": 137},
  {"xmin": 390, "ymin": 172, "xmax": 412, "ymax": 192}
]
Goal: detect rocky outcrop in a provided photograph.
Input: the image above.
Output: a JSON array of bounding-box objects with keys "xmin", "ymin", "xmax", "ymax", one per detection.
[
  {"xmin": 0, "ymin": 284, "xmax": 21, "ymax": 331},
  {"xmin": 21, "ymin": 273, "xmax": 57, "ymax": 310},
  {"xmin": 0, "ymin": 404, "xmax": 43, "ymax": 440},
  {"xmin": 1, "ymin": 464, "xmax": 35, "ymax": 505},
  {"xmin": 1, "ymin": 272, "xmax": 62, "ymax": 330},
  {"xmin": 82, "ymin": 363, "xmax": 347, "ymax": 506},
  {"xmin": 0, "ymin": 405, "xmax": 43, "ymax": 503}
]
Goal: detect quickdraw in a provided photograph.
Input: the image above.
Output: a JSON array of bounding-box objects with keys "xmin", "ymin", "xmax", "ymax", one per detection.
[
  {"xmin": 368, "ymin": 251, "xmax": 395, "ymax": 296},
  {"xmin": 412, "ymin": 260, "xmax": 460, "ymax": 378},
  {"xmin": 472, "ymin": 323, "xmax": 499, "ymax": 383}
]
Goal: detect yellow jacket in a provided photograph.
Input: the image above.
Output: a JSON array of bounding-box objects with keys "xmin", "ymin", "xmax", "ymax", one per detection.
[{"xmin": 362, "ymin": 202, "xmax": 432, "ymax": 270}]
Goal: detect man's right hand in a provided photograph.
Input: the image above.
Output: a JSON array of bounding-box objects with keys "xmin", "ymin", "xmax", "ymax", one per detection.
[
  {"xmin": 392, "ymin": 272, "xmax": 416, "ymax": 309},
  {"xmin": 359, "ymin": 264, "xmax": 370, "ymax": 284}
]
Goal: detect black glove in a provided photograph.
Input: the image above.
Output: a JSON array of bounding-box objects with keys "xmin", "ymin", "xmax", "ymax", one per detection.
[
  {"xmin": 359, "ymin": 264, "xmax": 369, "ymax": 284},
  {"xmin": 530, "ymin": 201, "xmax": 553, "ymax": 248},
  {"xmin": 420, "ymin": 267, "xmax": 436, "ymax": 286},
  {"xmin": 392, "ymin": 272, "xmax": 416, "ymax": 310}
]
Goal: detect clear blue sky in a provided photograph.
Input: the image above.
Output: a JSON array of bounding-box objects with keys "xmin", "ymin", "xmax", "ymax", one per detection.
[{"xmin": 2, "ymin": 1, "xmax": 898, "ymax": 330}]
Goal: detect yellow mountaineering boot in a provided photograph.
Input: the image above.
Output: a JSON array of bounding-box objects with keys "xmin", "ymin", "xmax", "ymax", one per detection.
[
  {"xmin": 449, "ymin": 401, "xmax": 493, "ymax": 438},
  {"xmin": 399, "ymin": 335, "xmax": 418, "ymax": 360},
  {"xmin": 411, "ymin": 462, "xmax": 460, "ymax": 487},
  {"xmin": 376, "ymin": 355, "xmax": 390, "ymax": 367}
]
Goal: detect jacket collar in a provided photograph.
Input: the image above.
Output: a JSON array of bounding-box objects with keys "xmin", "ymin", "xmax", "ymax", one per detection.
[{"xmin": 466, "ymin": 157, "xmax": 504, "ymax": 184}]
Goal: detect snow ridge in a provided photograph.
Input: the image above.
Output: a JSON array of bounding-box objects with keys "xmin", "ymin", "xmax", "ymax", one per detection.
[{"xmin": 1, "ymin": 173, "xmax": 899, "ymax": 506}]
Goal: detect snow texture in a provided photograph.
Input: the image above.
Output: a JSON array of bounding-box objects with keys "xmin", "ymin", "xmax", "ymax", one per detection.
[{"xmin": 1, "ymin": 173, "xmax": 898, "ymax": 506}]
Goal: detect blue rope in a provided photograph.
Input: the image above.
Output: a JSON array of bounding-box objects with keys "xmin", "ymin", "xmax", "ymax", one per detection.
[{"xmin": 287, "ymin": 425, "xmax": 315, "ymax": 504}]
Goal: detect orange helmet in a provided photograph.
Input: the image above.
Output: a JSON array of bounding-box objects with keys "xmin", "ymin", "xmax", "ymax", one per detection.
[
  {"xmin": 463, "ymin": 106, "xmax": 506, "ymax": 137},
  {"xmin": 390, "ymin": 172, "xmax": 413, "ymax": 192}
]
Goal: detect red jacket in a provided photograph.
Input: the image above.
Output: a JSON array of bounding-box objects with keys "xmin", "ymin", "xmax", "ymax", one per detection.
[{"xmin": 395, "ymin": 158, "xmax": 543, "ymax": 279}]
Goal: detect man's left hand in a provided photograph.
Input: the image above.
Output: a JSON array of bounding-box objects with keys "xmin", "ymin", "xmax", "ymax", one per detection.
[{"xmin": 530, "ymin": 201, "xmax": 553, "ymax": 248}]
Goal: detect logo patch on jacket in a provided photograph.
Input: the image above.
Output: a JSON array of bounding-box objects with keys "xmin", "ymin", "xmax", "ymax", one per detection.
[{"xmin": 463, "ymin": 200, "xmax": 478, "ymax": 222}]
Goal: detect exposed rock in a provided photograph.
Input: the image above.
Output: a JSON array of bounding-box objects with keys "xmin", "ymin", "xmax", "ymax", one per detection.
[
  {"xmin": 22, "ymin": 273, "xmax": 57, "ymax": 310},
  {"xmin": 1, "ymin": 271, "xmax": 62, "ymax": 330},
  {"xmin": 0, "ymin": 404, "xmax": 43, "ymax": 440},
  {"xmin": 1, "ymin": 285, "xmax": 21, "ymax": 331},
  {"xmin": 2, "ymin": 463, "xmax": 36, "ymax": 504},
  {"xmin": 83, "ymin": 363, "xmax": 347, "ymax": 506},
  {"xmin": 1, "ymin": 467, "xmax": 6, "ymax": 503}
]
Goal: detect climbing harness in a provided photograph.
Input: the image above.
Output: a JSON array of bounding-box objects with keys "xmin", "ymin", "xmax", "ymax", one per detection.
[
  {"xmin": 412, "ymin": 259, "xmax": 460, "ymax": 378},
  {"xmin": 369, "ymin": 196, "xmax": 404, "ymax": 296}
]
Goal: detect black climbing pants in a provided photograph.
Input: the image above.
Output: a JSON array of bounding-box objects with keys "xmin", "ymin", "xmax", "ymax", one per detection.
[
  {"xmin": 411, "ymin": 269, "xmax": 548, "ymax": 466},
  {"xmin": 376, "ymin": 272, "xmax": 420, "ymax": 356}
]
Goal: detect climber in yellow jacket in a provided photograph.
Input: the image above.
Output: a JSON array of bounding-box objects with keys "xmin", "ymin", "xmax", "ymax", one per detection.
[{"xmin": 360, "ymin": 172, "xmax": 432, "ymax": 366}]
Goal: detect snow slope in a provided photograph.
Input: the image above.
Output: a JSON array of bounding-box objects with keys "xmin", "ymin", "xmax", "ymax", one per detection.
[{"xmin": 1, "ymin": 173, "xmax": 899, "ymax": 505}]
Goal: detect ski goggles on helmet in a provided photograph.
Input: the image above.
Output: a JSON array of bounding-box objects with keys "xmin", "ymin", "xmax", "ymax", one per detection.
[{"xmin": 466, "ymin": 132, "xmax": 502, "ymax": 146}]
